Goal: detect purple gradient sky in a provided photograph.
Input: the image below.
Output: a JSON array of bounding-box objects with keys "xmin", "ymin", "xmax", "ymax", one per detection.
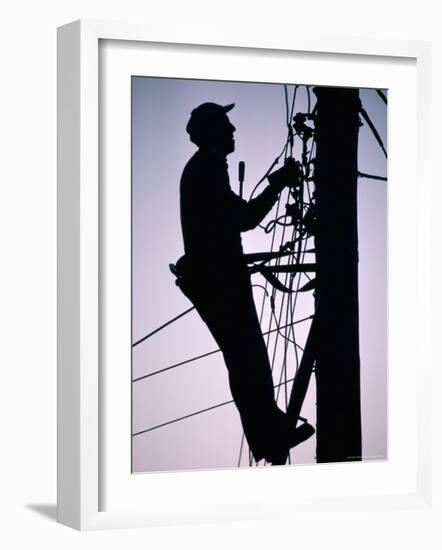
[{"xmin": 131, "ymin": 77, "xmax": 387, "ymax": 473}]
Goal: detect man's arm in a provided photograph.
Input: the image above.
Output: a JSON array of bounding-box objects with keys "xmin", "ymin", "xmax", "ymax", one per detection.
[
  {"xmin": 235, "ymin": 158, "xmax": 301, "ymax": 231},
  {"xmin": 234, "ymin": 185, "xmax": 280, "ymax": 231}
]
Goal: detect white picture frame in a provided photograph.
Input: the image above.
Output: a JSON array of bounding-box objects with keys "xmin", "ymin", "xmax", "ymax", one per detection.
[{"xmin": 57, "ymin": 19, "xmax": 433, "ymax": 531}]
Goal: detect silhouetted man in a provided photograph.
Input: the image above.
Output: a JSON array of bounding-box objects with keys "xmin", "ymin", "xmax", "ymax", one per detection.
[{"xmin": 174, "ymin": 102, "xmax": 313, "ymax": 465}]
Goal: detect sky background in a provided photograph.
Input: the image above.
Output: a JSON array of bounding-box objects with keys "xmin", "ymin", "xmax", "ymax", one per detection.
[{"xmin": 131, "ymin": 77, "xmax": 387, "ymax": 473}]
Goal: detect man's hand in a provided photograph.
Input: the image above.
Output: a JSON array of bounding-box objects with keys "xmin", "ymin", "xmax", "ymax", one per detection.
[{"xmin": 267, "ymin": 158, "xmax": 301, "ymax": 193}]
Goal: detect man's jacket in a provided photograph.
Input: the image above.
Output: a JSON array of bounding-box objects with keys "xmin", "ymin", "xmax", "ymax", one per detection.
[{"xmin": 179, "ymin": 147, "xmax": 279, "ymax": 286}]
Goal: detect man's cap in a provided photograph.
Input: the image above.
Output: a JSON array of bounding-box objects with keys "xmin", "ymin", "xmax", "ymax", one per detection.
[{"xmin": 186, "ymin": 102, "xmax": 235, "ymax": 137}]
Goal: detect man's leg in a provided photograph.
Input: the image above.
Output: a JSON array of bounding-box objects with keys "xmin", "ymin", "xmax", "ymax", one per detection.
[{"xmin": 193, "ymin": 278, "xmax": 289, "ymax": 461}]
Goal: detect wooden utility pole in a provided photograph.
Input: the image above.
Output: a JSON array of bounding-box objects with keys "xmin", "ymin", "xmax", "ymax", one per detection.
[{"xmin": 313, "ymin": 86, "xmax": 362, "ymax": 463}]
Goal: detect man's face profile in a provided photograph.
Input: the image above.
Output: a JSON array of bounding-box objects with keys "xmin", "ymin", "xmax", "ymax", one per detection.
[
  {"xmin": 214, "ymin": 115, "xmax": 236, "ymax": 154},
  {"xmin": 187, "ymin": 103, "xmax": 236, "ymax": 154},
  {"xmin": 200, "ymin": 114, "xmax": 236, "ymax": 154}
]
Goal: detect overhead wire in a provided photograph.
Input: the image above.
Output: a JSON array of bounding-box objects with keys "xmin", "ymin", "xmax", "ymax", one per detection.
[
  {"xmin": 358, "ymin": 171, "xmax": 387, "ymax": 182},
  {"xmin": 132, "ymin": 376, "xmax": 296, "ymax": 438},
  {"xmin": 360, "ymin": 107, "xmax": 387, "ymax": 158},
  {"xmin": 132, "ymin": 306, "xmax": 195, "ymax": 348},
  {"xmin": 376, "ymin": 89, "xmax": 387, "ymax": 105},
  {"xmin": 132, "ymin": 316, "xmax": 313, "ymax": 383}
]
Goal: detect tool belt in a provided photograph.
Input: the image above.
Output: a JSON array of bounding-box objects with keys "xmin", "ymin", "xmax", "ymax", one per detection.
[
  {"xmin": 169, "ymin": 255, "xmax": 205, "ymax": 303},
  {"xmin": 169, "ymin": 255, "xmax": 193, "ymax": 286},
  {"xmin": 170, "ymin": 254, "xmax": 251, "ymax": 300},
  {"xmin": 170, "ymin": 252, "xmax": 313, "ymax": 297}
]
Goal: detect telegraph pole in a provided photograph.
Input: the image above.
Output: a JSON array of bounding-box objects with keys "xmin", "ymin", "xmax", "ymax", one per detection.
[{"xmin": 313, "ymin": 86, "xmax": 362, "ymax": 463}]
